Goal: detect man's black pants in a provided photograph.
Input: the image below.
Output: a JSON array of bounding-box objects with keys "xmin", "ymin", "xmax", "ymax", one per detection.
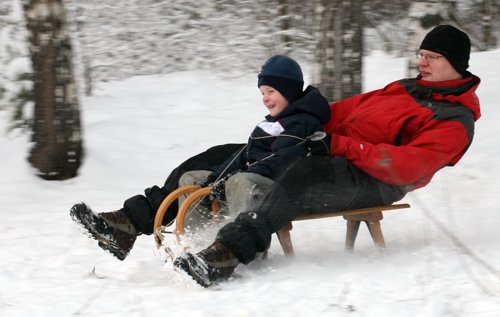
[{"xmin": 216, "ymin": 156, "xmax": 407, "ymax": 264}]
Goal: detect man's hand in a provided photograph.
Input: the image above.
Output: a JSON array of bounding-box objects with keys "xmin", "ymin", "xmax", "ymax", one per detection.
[{"xmin": 307, "ymin": 131, "xmax": 331, "ymax": 156}]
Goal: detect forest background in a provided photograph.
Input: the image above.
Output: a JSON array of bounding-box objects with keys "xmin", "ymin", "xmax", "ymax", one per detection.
[{"xmin": 1, "ymin": 1, "xmax": 500, "ymax": 316}]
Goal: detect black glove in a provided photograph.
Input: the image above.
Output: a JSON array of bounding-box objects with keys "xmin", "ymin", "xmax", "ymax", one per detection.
[
  {"xmin": 307, "ymin": 131, "xmax": 331, "ymax": 156},
  {"xmin": 198, "ymin": 173, "xmax": 218, "ymax": 188},
  {"xmin": 209, "ymin": 178, "xmax": 226, "ymax": 202},
  {"xmin": 197, "ymin": 173, "xmax": 219, "ymax": 207}
]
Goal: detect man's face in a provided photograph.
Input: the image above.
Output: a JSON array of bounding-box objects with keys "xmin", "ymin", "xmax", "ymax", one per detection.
[{"xmin": 417, "ymin": 49, "xmax": 463, "ymax": 82}]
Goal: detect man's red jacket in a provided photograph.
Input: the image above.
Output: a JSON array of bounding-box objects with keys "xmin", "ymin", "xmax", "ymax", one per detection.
[{"xmin": 324, "ymin": 75, "xmax": 481, "ymax": 190}]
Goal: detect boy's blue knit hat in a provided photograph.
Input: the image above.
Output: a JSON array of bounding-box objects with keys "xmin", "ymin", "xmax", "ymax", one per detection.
[{"xmin": 258, "ymin": 55, "xmax": 304, "ymax": 103}]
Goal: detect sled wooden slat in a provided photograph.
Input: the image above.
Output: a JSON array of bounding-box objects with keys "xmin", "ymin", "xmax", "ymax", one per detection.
[
  {"xmin": 175, "ymin": 186, "xmax": 214, "ymax": 240},
  {"xmin": 154, "ymin": 185, "xmax": 220, "ymax": 248},
  {"xmin": 276, "ymin": 203, "xmax": 410, "ymax": 256},
  {"xmin": 153, "ymin": 184, "xmax": 200, "ymax": 248}
]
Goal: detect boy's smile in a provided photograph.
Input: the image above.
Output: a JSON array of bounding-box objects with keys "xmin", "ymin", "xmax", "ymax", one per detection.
[{"xmin": 260, "ymin": 85, "xmax": 289, "ymax": 117}]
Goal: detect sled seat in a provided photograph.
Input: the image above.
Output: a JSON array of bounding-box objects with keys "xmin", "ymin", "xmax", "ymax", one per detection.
[{"xmin": 276, "ymin": 203, "xmax": 411, "ymax": 256}]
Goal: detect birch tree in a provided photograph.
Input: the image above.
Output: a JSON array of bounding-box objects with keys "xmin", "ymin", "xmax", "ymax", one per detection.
[
  {"xmin": 313, "ymin": 0, "xmax": 363, "ymax": 102},
  {"xmin": 22, "ymin": 0, "xmax": 83, "ymax": 180},
  {"xmin": 407, "ymin": 0, "xmax": 448, "ymax": 77},
  {"xmin": 479, "ymin": 0, "xmax": 497, "ymax": 48}
]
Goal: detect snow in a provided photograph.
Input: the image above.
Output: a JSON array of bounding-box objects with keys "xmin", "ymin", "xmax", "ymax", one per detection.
[{"xmin": 1, "ymin": 50, "xmax": 500, "ymax": 316}]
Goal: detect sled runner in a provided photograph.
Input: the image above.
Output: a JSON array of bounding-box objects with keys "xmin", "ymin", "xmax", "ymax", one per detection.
[
  {"xmin": 153, "ymin": 185, "xmax": 410, "ymax": 255},
  {"xmin": 153, "ymin": 184, "xmax": 220, "ymax": 248}
]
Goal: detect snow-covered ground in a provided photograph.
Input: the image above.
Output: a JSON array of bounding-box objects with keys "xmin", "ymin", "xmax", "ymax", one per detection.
[{"xmin": 1, "ymin": 50, "xmax": 499, "ymax": 316}]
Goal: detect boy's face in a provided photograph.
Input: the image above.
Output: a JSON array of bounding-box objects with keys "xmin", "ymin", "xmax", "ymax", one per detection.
[{"xmin": 260, "ymin": 85, "xmax": 289, "ymax": 117}]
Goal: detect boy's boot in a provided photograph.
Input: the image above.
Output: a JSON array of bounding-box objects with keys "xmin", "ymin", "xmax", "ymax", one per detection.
[
  {"xmin": 70, "ymin": 203, "xmax": 138, "ymax": 261},
  {"xmin": 173, "ymin": 240, "xmax": 239, "ymax": 287}
]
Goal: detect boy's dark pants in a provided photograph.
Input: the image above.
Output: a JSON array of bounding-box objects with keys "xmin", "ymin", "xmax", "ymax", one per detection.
[
  {"xmin": 215, "ymin": 156, "xmax": 407, "ymax": 264},
  {"xmin": 123, "ymin": 143, "xmax": 244, "ymax": 234}
]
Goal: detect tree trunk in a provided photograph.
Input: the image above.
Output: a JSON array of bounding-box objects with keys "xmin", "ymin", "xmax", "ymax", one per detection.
[
  {"xmin": 23, "ymin": 0, "xmax": 83, "ymax": 180},
  {"xmin": 481, "ymin": 0, "xmax": 497, "ymax": 49},
  {"xmin": 313, "ymin": 0, "xmax": 363, "ymax": 101},
  {"xmin": 278, "ymin": 0, "xmax": 291, "ymax": 50},
  {"xmin": 407, "ymin": 1, "xmax": 447, "ymax": 77}
]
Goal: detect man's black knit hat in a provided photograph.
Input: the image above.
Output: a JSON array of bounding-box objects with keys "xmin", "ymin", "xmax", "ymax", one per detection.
[
  {"xmin": 419, "ymin": 24, "xmax": 471, "ymax": 75},
  {"xmin": 258, "ymin": 55, "xmax": 304, "ymax": 103}
]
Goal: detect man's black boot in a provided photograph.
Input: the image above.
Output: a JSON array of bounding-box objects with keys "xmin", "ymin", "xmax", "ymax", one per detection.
[{"xmin": 173, "ymin": 240, "xmax": 239, "ymax": 287}]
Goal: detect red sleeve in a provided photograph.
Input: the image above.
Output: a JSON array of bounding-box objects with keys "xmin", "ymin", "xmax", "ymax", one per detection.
[
  {"xmin": 323, "ymin": 90, "xmax": 382, "ymax": 134},
  {"xmin": 330, "ymin": 120, "xmax": 471, "ymax": 185}
]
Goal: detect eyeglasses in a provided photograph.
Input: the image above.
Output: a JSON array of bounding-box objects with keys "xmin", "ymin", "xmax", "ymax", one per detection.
[{"xmin": 415, "ymin": 52, "xmax": 445, "ymax": 61}]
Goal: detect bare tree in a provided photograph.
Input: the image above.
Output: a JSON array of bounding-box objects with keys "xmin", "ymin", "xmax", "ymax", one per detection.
[
  {"xmin": 313, "ymin": 0, "xmax": 363, "ymax": 101},
  {"xmin": 407, "ymin": 0, "xmax": 447, "ymax": 77},
  {"xmin": 480, "ymin": 0, "xmax": 497, "ymax": 48},
  {"xmin": 278, "ymin": 0, "xmax": 291, "ymax": 50},
  {"xmin": 447, "ymin": 0, "xmax": 498, "ymax": 51},
  {"xmin": 22, "ymin": 0, "xmax": 83, "ymax": 180}
]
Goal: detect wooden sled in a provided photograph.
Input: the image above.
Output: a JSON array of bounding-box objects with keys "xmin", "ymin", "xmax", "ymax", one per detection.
[{"xmin": 153, "ymin": 185, "xmax": 410, "ymax": 255}]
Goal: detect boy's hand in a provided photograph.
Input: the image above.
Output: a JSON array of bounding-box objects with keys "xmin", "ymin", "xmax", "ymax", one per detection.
[
  {"xmin": 198, "ymin": 173, "xmax": 218, "ymax": 188},
  {"xmin": 209, "ymin": 179, "xmax": 226, "ymax": 201}
]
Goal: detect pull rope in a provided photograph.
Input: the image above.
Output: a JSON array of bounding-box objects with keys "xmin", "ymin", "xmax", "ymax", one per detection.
[
  {"xmin": 249, "ymin": 130, "xmax": 329, "ymax": 153},
  {"xmin": 213, "ymin": 144, "xmax": 248, "ymax": 183},
  {"xmin": 249, "ymin": 130, "xmax": 326, "ymax": 143},
  {"xmin": 182, "ymin": 146, "xmax": 248, "ymax": 220}
]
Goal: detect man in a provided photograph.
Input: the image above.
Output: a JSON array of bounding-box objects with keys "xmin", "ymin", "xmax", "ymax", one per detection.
[{"xmin": 172, "ymin": 24, "xmax": 481, "ymax": 287}]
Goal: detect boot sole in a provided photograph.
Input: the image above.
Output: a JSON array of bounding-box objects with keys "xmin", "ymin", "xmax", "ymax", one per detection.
[
  {"xmin": 70, "ymin": 203, "xmax": 129, "ymax": 261},
  {"xmin": 173, "ymin": 253, "xmax": 212, "ymax": 287}
]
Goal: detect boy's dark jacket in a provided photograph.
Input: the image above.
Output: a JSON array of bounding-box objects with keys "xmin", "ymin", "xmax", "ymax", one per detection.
[{"xmin": 211, "ymin": 86, "xmax": 330, "ymax": 180}]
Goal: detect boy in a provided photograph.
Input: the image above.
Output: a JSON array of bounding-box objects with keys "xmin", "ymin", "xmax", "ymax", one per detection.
[{"xmin": 178, "ymin": 55, "xmax": 331, "ymax": 231}]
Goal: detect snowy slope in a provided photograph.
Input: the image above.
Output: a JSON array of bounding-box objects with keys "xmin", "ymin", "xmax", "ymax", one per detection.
[{"xmin": 1, "ymin": 50, "xmax": 499, "ymax": 317}]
